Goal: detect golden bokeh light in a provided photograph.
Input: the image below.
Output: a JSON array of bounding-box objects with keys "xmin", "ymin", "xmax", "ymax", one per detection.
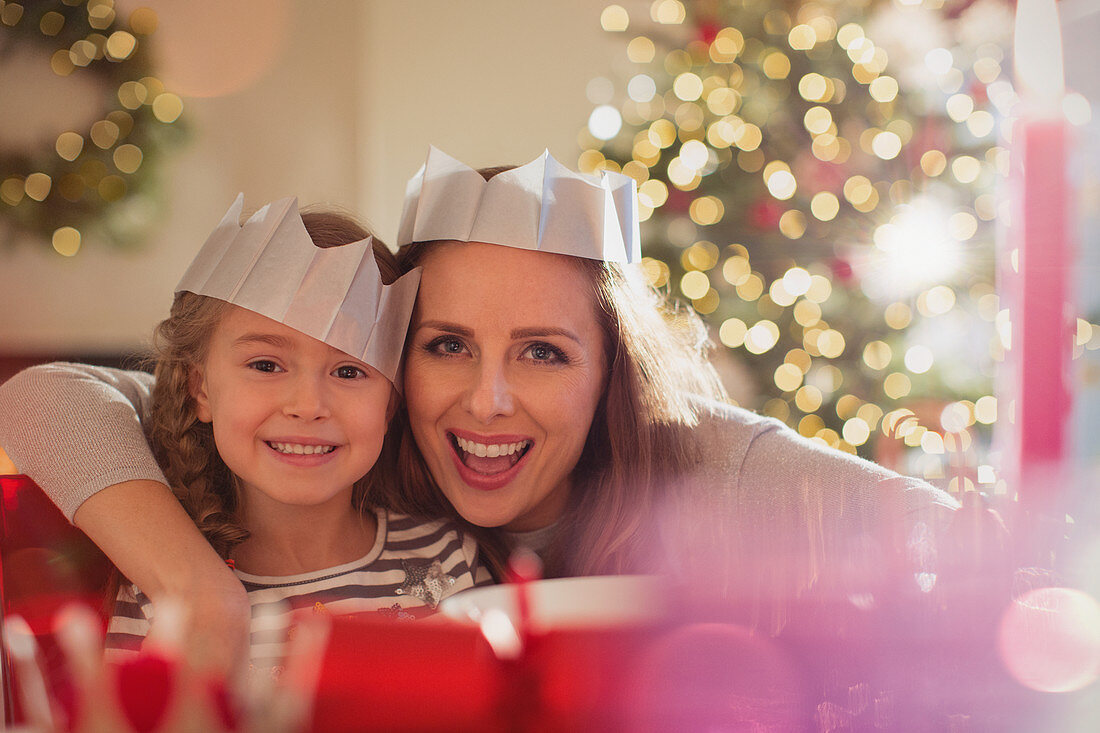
[
  {"xmin": 785, "ymin": 348, "xmax": 812, "ymax": 373},
  {"xmin": 810, "ymin": 191, "xmax": 839, "ymax": 221},
  {"xmin": 23, "ymin": 173, "xmax": 51, "ymax": 202},
  {"xmin": 744, "ymin": 320, "xmax": 780, "ymax": 354},
  {"xmin": 113, "ymin": 144, "xmax": 143, "ymax": 174},
  {"xmin": 106, "ymin": 30, "xmax": 137, "ymax": 60},
  {"xmin": 884, "ymin": 302, "xmax": 912, "ymax": 329},
  {"xmin": 710, "ymin": 27, "xmax": 744, "ymax": 62},
  {"xmin": 799, "ymin": 414, "xmax": 825, "ymax": 437},
  {"xmin": 788, "ymin": 24, "xmax": 817, "ymax": 50},
  {"xmin": 836, "ymin": 394, "xmax": 861, "ymax": 420},
  {"xmin": 778, "ymin": 209, "xmax": 806, "ymax": 239},
  {"xmin": 90, "ymin": 120, "xmax": 120, "ymax": 149},
  {"xmin": 921, "ymin": 150, "xmax": 947, "ymax": 177},
  {"xmin": 40, "ymin": 10, "xmax": 65, "ymax": 35},
  {"xmin": 774, "ymin": 363, "xmax": 804, "ymax": 391},
  {"xmin": 601, "ymin": 4, "xmax": 630, "ymax": 31},
  {"xmin": 673, "ymin": 72, "xmax": 704, "ymax": 101},
  {"xmin": 766, "ymin": 169, "xmax": 797, "ymax": 200},
  {"xmin": 884, "ymin": 372, "xmax": 912, "ymax": 399},
  {"xmin": 719, "ymin": 318, "xmax": 748, "ymax": 348},
  {"xmin": 817, "ymin": 329, "xmax": 846, "ymax": 358},
  {"xmin": 693, "ymin": 288, "xmax": 720, "ymax": 314},
  {"xmin": 951, "ymin": 155, "xmax": 981, "ymax": 184},
  {"xmin": 52, "ymin": 227, "xmax": 81, "ymax": 257},
  {"xmin": 638, "ymin": 178, "xmax": 669, "ymax": 209},
  {"xmin": 793, "ymin": 299, "xmax": 821, "ymax": 327},
  {"xmin": 1, "ymin": 177, "xmax": 25, "ymax": 206},
  {"xmin": 129, "ymin": 6, "xmax": 159, "ymax": 35},
  {"xmin": 868, "ymin": 76, "xmax": 898, "ymax": 103},
  {"xmin": 55, "ymin": 132, "xmax": 84, "ymax": 162},
  {"xmin": 795, "ymin": 384, "xmax": 823, "ymax": 412},
  {"xmin": 685, "ymin": 240, "xmax": 720, "ymax": 270},
  {"xmin": 857, "ymin": 403, "xmax": 883, "ymax": 431},
  {"xmin": 680, "ymin": 270, "xmax": 711, "ymax": 300},
  {"xmin": 152, "ymin": 93, "xmax": 184, "ymax": 123},
  {"xmin": 736, "ymin": 273, "xmax": 765, "ymax": 301},
  {"xmin": 804, "ymin": 106, "xmax": 833, "ymax": 135},
  {"xmin": 798, "ymin": 73, "xmax": 829, "ymax": 102},
  {"xmin": 842, "ymin": 417, "xmax": 871, "ymax": 446},
  {"xmin": 872, "ymin": 131, "xmax": 902, "ymax": 160},
  {"xmin": 862, "ymin": 340, "xmax": 892, "ymax": 370},
  {"xmin": 651, "ymin": 0, "xmax": 686, "ymax": 24},
  {"xmin": 0, "ymin": 3, "xmax": 23, "ymax": 25},
  {"xmin": 762, "ymin": 51, "xmax": 791, "ymax": 80},
  {"xmin": 722, "ymin": 255, "xmax": 751, "ymax": 285},
  {"xmin": 98, "ymin": 175, "xmax": 127, "ymax": 201},
  {"xmin": 627, "ymin": 36, "xmax": 656, "ymax": 63},
  {"xmin": 805, "ymin": 274, "xmax": 831, "ymax": 304},
  {"xmin": 974, "ymin": 395, "xmax": 997, "ymax": 424}
]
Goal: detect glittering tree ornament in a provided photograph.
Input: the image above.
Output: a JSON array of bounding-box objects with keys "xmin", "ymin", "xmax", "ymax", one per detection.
[
  {"xmin": 0, "ymin": 0, "xmax": 185, "ymax": 254},
  {"xmin": 585, "ymin": 0, "xmax": 1021, "ymax": 479}
]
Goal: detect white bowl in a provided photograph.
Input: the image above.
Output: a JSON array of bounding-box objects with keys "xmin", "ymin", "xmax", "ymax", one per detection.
[{"xmin": 439, "ymin": 575, "xmax": 662, "ymax": 631}]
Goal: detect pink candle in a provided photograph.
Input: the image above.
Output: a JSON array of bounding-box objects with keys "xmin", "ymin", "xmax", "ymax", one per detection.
[{"xmin": 1006, "ymin": 0, "xmax": 1073, "ymax": 508}]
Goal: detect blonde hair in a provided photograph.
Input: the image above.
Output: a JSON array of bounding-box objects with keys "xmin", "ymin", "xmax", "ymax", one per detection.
[
  {"xmin": 146, "ymin": 210, "xmax": 400, "ymax": 558},
  {"xmin": 391, "ymin": 229, "xmax": 727, "ymax": 579}
]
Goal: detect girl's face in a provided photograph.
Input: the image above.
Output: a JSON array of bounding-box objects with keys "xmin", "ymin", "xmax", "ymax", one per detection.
[
  {"xmin": 191, "ymin": 304, "xmax": 393, "ymax": 512},
  {"xmin": 403, "ymin": 242, "xmax": 608, "ymax": 532}
]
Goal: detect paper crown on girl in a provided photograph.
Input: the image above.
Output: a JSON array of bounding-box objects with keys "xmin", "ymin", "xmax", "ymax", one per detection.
[
  {"xmin": 396, "ymin": 146, "xmax": 642, "ymax": 264},
  {"xmin": 175, "ymin": 194, "xmax": 420, "ymax": 386}
]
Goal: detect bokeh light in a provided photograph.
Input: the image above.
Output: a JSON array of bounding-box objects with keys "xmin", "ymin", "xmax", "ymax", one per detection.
[{"xmin": 998, "ymin": 588, "xmax": 1100, "ymax": 693}]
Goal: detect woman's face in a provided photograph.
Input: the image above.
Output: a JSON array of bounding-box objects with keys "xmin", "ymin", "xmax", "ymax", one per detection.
[{"xmin": 403, "ymin": 242, "xmax": 607, "ymax": 532}]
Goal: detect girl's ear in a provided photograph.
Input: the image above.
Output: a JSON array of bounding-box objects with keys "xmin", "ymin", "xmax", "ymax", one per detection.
[{"xmin": 189, "ymin": 365, "xmax": 213, "ymax": 423}]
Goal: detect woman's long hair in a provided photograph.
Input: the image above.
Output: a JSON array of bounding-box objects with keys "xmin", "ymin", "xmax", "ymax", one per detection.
[
  {"xmin": 145, "ymin": 210, "xmax": 401, "ymax": 558},
  {"xmin": 389, "ymin": 169, "xmax": 728, "ymax": 579}
]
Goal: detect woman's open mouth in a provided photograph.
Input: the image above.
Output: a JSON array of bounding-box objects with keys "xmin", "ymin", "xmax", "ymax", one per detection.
[{"xmin": 447, "ymin": 431, "xmax": 532, "ymax": 490}]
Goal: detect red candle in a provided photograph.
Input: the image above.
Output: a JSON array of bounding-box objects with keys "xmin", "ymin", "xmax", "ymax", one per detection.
[{"xmin": 1004, "ymin": 0, "xmax": 1073, "ymax": 510}]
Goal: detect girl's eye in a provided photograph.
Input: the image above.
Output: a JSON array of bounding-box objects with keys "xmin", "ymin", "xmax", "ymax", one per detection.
[
  {"xmin": 426, "ymin": 336, "xmax": 468, "ymax": 356},
  {"xmin": 334, "ymin": 365, "xmax": 368, "ymax": 380},
  {"xmin": 247, "ymin": 360, "xmax": 282, "ymax": 373},
  {"xmin": 523, "ymin": 343, "xmax": 566, "ymax": 364}
]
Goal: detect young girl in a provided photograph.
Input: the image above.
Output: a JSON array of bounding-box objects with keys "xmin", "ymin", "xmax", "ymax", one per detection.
[{"xmin": 104, "ymin": 196, "xmax": 485, "ymax": 670}]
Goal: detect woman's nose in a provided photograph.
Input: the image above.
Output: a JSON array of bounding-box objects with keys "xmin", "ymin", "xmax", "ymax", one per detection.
[
  {"xmin": 282, "ymin": 375, "xmax": 331, "ymax": 421},
  {"xmin": 464, "ymin": 361, "xmax": 515, "ymax": 423}
]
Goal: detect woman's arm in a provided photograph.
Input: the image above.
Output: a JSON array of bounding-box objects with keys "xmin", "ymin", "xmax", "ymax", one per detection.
[
  {"xmin": 0, "ymin": 363, "xmax": 249, "ymax": 673},
  {"xmin": 0, "ymin": 362, "xmax": 165, "ymax": 519}
]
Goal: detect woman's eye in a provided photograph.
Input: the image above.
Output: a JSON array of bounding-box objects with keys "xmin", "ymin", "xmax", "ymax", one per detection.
[
  {"xmin": 524, "ymin": 343, "xmax": 566, "ymax": 364},
  {"xmin": 427, "ymin": 337, "xmax": 467, "ymax": 356},
  {"xmin": 334, "ymin": 365, "xmax": 367, "ymax": 380},
  {"xmin": 247, "ymin": 360, "xmax": 282, "ymax": 373}
]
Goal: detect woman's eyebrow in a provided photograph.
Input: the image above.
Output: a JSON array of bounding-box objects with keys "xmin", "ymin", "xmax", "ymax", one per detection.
[
  {"xmin": 232, "ymin": 332, "xmax": 294, "ymax": 349},
  {"xmin": 416, "ymin": 320, "xmax": 474, "ymax": 337},
  {"xmin": 510, "ymin": 327, "xmax": 582, "ymax": 344}
]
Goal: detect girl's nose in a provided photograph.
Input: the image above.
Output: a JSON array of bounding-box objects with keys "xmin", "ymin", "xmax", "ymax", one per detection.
[
  {"xmin": 463, "ymin": 361, "xmax": 515, "ymax": 423},
  {"xmin": 283, "ymin": 375, "xmax": 331, "ymax": 421}
]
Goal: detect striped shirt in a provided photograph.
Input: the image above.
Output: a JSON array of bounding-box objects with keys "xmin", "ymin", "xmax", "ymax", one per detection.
[{"xmin": 105, "ymin": 508, "xmax": 490, "ymax": 669}]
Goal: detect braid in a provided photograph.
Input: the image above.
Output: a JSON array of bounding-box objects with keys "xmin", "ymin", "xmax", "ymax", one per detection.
[{"xmin": 147, "ymin": 293, "xmax": 249, "ymax": 558}]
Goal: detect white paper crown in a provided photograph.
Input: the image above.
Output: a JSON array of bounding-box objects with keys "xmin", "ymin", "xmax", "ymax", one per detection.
[
  {"xmin": 396, "ymin": 146, "xmax": 642, "ymax": 264},
  {"xmin": 175, "ymin": 194, "xmax": 420, "ymax": 387}
]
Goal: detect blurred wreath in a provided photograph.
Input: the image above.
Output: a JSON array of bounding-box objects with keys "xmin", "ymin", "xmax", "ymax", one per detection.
[{"xmin": 0, "ymin": 0, "xmax": 185, "ymax": 253}]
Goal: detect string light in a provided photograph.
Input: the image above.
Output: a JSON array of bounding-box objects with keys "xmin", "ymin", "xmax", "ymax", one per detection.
[{"xmin": 1, "ymin": 2, "xmax": 184, "ymax": 253}]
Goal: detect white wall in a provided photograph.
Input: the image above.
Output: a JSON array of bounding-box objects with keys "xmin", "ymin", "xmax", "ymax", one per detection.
[{"xmin": 0, "ymin": 1, "xmax": 618, "ymax": 355}]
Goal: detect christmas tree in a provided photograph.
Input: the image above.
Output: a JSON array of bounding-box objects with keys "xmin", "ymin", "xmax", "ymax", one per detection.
[{"xmin": 582, "ymin": 0, "xmax": 1017, "ymax": 483}]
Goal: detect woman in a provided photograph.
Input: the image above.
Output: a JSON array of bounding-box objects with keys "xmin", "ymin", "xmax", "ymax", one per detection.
[{"xmin": 0, "ymin": 148, "xmax": 958, "ymax": 672}]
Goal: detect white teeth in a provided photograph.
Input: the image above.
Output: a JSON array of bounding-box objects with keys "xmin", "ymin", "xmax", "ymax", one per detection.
[
  {"xmin": 454, "ymin": 436, "xmax": 529, "ymax": 458},
  {"xmin": 269, "ymin": 442, "xmax": 335, "ymax": 455}
]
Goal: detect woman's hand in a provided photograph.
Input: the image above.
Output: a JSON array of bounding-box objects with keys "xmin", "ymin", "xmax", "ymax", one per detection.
[{"xmin": 4, "ymin": 602, "xmax": 329, "ymax": 733}]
